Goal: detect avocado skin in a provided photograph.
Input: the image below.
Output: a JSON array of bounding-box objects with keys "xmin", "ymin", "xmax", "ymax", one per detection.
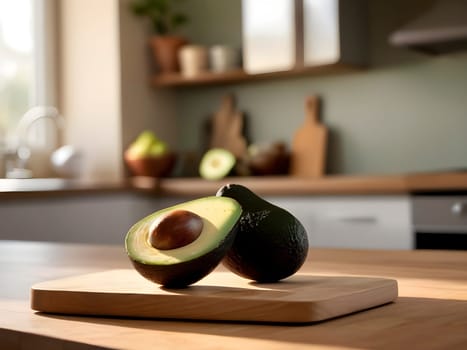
[
  {"xmin": 217, "ymin": 184, "xmax": 309, "ymax": 282},
  {"xmin": 130, "ymin": 221, "xmax": 238, "ymax": 288}
]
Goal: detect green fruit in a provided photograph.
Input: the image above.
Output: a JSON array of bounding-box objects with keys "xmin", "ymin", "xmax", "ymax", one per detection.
[
  {"xmin": 199, "ymin": 148, "xmax": 236, "ymax": 180},
  {"xmin": 148, "ymin": 141, "xmax": 168, "ymax": 156},
  {"xmin": 125, "ymin": 196, "xmax": 242, "ymax": 287},
  {"xmin": 126, "ymin": 130, "xmax": 168, "ymax": 159},
  {"xmin": 216, "ymin": 184, "xmax": 308, "ymax": 282}
]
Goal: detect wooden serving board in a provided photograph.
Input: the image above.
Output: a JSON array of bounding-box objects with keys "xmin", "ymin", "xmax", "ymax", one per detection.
[{"xmin": 31, "ymin": 270, "xmax": 397, "ymax": 324}]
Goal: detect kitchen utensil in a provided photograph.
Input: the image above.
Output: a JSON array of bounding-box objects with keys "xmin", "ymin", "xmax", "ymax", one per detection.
[
  {"xmin": 246, "ymin": 142, "xmax": 290, "ymax": 175},
  {"xmin": 209, "ymin": 45, "xmax": 239, "ymax": 72},
  {"xmin": 124, "ymin": 152, "xmax": 177, "ymax": 178},
  {"xmin": 50, "ymin": 145, "xmax": 83, "ymax": 178},
  {"xmin": 31, "ymin": 269, "xmax": 397, "ymax": 324},
  {"xmin": 290, "ymin": 96, "xmax": 328, "ymax": 177},
  {"xmin": 208, "ymin": 94, "xmax": 247, "ymax": 159},
  {"xmin": 179, "ymin": 45, "xmax": 209, "ymax": 77}
]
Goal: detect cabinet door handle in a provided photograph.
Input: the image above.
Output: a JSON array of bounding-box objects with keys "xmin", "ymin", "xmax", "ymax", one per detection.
[{"xmin": 328, "ymin": 216, "xmax": 378, "ymax": 224}]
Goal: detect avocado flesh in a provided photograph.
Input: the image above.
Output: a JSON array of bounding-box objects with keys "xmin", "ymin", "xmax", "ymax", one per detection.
[
  {"xmin": 199, "ymin": 148, "xmax": 236, "ymax": 180},
  {"xmin": 216, "ymin": 184, "xmax": 309, "ymax": 282},
  {"xmin": 125, "ymin": 196, "xmax": 242, "ymax": 287}
]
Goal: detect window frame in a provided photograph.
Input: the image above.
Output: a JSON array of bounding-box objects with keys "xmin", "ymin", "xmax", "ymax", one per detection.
[{"xmin": 33, "ymin": 0, "xmax": 58, "ymax": 108}]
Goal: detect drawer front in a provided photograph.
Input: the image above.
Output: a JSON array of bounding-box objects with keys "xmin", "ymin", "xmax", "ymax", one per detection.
[
  {"xmin": 269, "ymin": 196, "xmax": 412, "ymax": 250},
  {"xmin": 412, "ymin": 196, "xmax": 467, "ymax": 233}
]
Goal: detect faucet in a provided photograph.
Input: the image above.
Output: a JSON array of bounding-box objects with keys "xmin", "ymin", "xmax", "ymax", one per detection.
[{"xmin": 4, "ymin": 106, "xmax": 64, "ymax": 178}]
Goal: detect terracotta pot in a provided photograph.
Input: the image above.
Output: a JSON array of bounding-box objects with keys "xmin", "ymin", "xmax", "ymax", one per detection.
[{"xmin": 150, "ymin": 35, "xmax": 187, "ymax": 73}]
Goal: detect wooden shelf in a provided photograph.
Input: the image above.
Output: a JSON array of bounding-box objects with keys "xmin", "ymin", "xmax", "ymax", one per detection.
[{"xmin": 151, "ymin": 63, "xmax": 363, "ymax": 87}]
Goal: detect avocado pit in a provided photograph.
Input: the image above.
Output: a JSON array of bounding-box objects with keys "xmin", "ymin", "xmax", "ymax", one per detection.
[{"xmin": 149, "ymin": 210, "xmax": 203, "ymax": 250}]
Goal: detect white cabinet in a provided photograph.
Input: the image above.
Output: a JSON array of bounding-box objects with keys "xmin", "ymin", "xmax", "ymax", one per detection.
[
  {"xmin": 1, "ymin": 192, "xmax": 412, "ymax": 250},
  {"xmin": 0, "ymin": 195, "xmax": 181, "ymax": 244},
  {"xmin": 268, "ymin": 195, "xmax": 413, "ymax": 250}
]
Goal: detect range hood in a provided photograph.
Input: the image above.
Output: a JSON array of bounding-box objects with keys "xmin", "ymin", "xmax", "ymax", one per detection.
[{"xmin": 389, "ymin": 0, "xmax": 467, "ymax": 55}]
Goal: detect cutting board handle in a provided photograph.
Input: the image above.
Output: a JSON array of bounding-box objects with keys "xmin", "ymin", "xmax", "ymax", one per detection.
[
  {"xmin": 290, "ymin": 95, "xmax": 327, "ymax": 178},
  {"xmin": 219, "ymin": 94, "xmax": 235, "ymax": 115},
  {"xmin": 305, "ymin": 96, "xmax": 320, "ymax": 124}
]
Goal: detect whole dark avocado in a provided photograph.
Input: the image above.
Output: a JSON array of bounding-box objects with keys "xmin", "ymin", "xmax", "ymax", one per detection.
[{"xmin": 216, "ymin": 184, "xmax": 309, "ymax": 282}]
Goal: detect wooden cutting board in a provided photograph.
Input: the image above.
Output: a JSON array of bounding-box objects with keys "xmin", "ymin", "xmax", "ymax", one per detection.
[
  {"xmin": 31, "ymin": 270, "xmax": 397, "ymax": 324},
  {"xmin": 290, "ymin": 96, "xmax": 328, "ymax": 177},
  {"xmin": 208, "ymin": 94, "xmax": 248, "ymax": 158}
]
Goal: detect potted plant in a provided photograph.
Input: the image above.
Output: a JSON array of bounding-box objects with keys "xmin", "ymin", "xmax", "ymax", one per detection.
[{"xmin": 131, "ymin": 0, "xmax": 189, "ymax": 73}]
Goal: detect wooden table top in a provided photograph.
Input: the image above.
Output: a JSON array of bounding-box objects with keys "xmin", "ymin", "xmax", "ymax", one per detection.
[{"xmin": 1, "ymin": 240, "xmax": 466, "ymax": 349}]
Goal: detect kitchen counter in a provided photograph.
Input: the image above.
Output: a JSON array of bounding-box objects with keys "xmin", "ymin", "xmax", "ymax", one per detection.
[
  {"xmin": 2, "ymin": 171, "xmax": 467, "ymax": 199},
  {"xmin": 0, "ymin": 178, "xmax": 132, "ymax": 199},
  {"xmin": 149, "ymin": 171, "xmax": 467, "ymax": 196},
  {"xmin": 1, "ymin": 241, "xmax": 466, "ymax": 349}
]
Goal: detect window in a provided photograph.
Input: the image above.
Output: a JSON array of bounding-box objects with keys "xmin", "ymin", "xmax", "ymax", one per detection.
[
  {"xmin": 0, "ymin": 0, "xmax": 35, "ymax": 138},
  {"xmin": 0, "ymin": 0, "xmax": 57, "ymax": 144}
]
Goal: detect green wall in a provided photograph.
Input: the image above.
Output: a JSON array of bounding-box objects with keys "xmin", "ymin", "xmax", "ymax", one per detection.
[{"xmin": 174, "ymin": 0, "xmax": 467, "ymax": 175}]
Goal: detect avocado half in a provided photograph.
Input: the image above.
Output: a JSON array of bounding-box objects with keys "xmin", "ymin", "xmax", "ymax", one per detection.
[
  {"xmin": 199, "ymin": 148, "xmax": 236, "ymax": 180},
  {"xmin": 125, "ymin": 196, "xmax": 242, "ymax": 287}
]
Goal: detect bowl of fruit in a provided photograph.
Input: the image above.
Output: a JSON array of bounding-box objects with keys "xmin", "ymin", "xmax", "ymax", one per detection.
[{"xmin": 124, "ymin": 131, "xmax": 176, "ymax": 178}]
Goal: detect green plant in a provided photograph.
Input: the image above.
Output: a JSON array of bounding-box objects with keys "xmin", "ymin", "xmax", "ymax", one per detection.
[{"xmin": 131, "ymin": 0, "xmax": 188, "ymax": 35}]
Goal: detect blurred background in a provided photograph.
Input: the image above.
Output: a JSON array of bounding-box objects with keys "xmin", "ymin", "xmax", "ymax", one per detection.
[{"xmin": 1, "ymin": 0, "xmax": 466, "ymax": 249}]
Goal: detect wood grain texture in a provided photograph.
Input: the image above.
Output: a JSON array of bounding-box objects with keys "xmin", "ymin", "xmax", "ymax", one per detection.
[
  {"xmin": 1, "ymin": 242, "xmax": 467, "ymax": 350},
  {"xmin": 31, "ymin": 270, "xmax": 397, "ymax": 323}
]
